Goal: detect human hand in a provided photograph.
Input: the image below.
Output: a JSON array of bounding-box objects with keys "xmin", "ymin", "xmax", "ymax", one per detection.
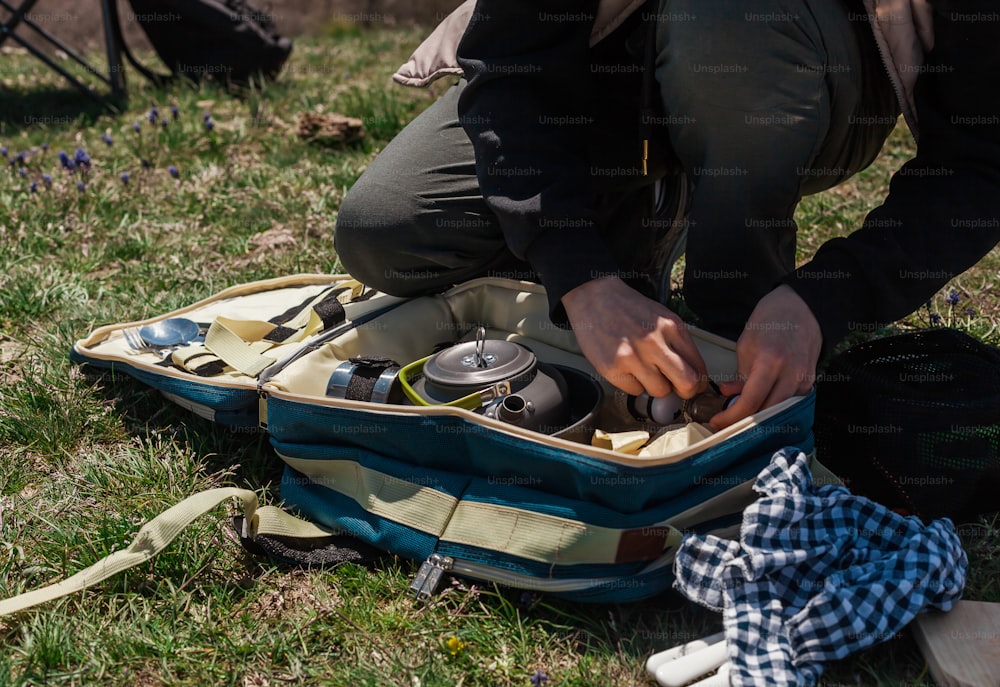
[
  {"xmin": 710, "ymin": 284, "xmax": 822, "ymax": 430},
  {"xmin": 561, "ymin": 276, "xmax": 709, "ymax": 398}
]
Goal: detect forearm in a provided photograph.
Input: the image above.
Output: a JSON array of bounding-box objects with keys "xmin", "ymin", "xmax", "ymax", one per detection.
[{"xmin": 784, "ymin": 0, "xmax": 1000, "ymax": 346}]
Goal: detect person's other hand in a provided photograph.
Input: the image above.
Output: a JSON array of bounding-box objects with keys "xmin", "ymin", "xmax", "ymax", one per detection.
[
  {"xmin": 710, "ymin": 284, "xmax": 822, "ymax": 429},
  {"xmin": 561, "ymin": 276, "xmax": 709, "ymax": 398}
]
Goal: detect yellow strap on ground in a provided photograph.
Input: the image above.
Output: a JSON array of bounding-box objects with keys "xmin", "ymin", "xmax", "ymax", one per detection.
[
  {"xmin": 0, "ymin": 488, "xmax": 259, "ymax": 617},
  {"xmin": 0, "ymin": 490, "xmax": 349, "ymax": 617}
]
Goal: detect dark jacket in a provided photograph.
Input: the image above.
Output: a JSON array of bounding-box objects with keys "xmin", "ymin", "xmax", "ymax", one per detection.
[{"xmin": 445, "ymin": 0, "xmax": 1000, "ymax": 345}]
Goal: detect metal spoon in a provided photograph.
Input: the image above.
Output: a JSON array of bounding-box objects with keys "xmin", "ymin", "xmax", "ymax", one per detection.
[{"xmin": 138, "ymin": 318, "xmax": 202, "ymax": 347}]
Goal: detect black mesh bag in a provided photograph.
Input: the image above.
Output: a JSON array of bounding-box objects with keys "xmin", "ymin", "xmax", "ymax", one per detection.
[{"xmin": 815, "ymin": 328, "xmax": 1000, "ymax": 524}]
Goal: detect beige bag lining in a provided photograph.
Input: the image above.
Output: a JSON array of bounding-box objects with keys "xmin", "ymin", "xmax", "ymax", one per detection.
[
  {"xmin": 267, "ymin": 278, "xmax": 808, "ymax": 465},
  {"xmin": 72, "ymin": 275, "xmax": 810, "ymax": 465}
]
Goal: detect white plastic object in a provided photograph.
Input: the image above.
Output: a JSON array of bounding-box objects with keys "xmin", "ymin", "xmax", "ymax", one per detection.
[
  {"xmin": 645, "ymin": 631, "xmax": 726, "ymax": 676},
  {"xmin": 647, "ymin": 393, "xmax": 684, "ymax": 424},
  {"xmin": 654, "ymin": 639, "xmax": 728, "ymax": 687},
  {"xmin": 689, "ymin": 662, "xmax": 731, "ymax": 687}
]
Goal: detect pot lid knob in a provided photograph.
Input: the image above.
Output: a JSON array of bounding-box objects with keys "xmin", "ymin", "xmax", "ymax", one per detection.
[{"xmin": 461, "ymin": 326, "xmax": 496, "ymax": 368}]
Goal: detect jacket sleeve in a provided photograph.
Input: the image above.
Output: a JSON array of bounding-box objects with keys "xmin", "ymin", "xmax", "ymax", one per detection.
[
  {"xmin": 783, "ymin": 0, "xmax": 1000, "ymax": 347},
  {"xmin": 456, "ymin": 0, "xmax": 620, "ymax": 321}
]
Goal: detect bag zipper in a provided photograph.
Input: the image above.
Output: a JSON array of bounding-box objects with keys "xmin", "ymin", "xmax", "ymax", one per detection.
[{"xmin": 408, "ymin": 549, "xmax": 677, "ymax": 601}]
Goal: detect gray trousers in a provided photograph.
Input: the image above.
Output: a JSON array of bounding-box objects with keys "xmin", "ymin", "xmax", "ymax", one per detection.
[{"xmin": 334, "ymin": 0, "xmax": 898, "ymax": 338}]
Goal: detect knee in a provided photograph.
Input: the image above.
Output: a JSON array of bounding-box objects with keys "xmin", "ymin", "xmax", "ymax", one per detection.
[{"xmin": 333, "ymin": 180, "xmax": 406, "ymax": 294}]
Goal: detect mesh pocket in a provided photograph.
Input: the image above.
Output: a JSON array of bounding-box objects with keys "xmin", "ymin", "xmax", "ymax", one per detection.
[{"xmin": 815, "ymin": 328, "xmax": 1000, "ymax": 523}]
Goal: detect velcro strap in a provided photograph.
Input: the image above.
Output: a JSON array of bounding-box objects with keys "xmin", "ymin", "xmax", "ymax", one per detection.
[
  {"xmin": 343, "ymin": 357, "xmax": 400, "ymax": 402},
  {"xmin": 263, "ymin": 324, "xmax": 301, "ymax": 343},
  {"xmin": 267, "ymin": 283, "xmax": 353, "ymax": 328},
  {"xmin": 171, "ymin": 345, "xmax": 229, "ymax": 377},
  {"xmin": 311, "ymin": 293, "xmax": 346, "ymax": 330}
]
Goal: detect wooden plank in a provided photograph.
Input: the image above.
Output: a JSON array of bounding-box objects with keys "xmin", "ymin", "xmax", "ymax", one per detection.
[{"xmin": 911, "ymin": 601, "xmax": 1000, "ymax": 687}]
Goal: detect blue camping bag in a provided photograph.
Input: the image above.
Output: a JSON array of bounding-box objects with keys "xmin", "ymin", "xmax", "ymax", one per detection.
[{"xmin": 0, "ymin": 274, "xmax": 826, "ymax": 614}]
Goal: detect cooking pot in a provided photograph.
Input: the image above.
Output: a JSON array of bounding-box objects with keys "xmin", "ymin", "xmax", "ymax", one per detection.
[{"xmin": 398, "ymin": 327, "xmax": 598, "ymax": 437}]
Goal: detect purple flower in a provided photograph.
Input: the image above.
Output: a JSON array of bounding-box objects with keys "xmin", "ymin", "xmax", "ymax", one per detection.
[
  {"xmin": 168, "ymin": 165, "xmax": 179, "ymax": 179},
  {"xmin": 42, "ymin": 173, "xmax": 52, "ymax": 187},
  {"xmin": 29, "ymin": 181, "xmax": 37, "ymax": 193},
  {"xmin": 945, "ymin": 290, "xmax": 960, "ymax": 307},
  {"xmin": 74, "ymin": 148, "xmax": 91, "ymax": 170},
  {"xmin": 77, "ymin": 181, "xmax": 86, "ymax": 192},
  {"xmin": 149, "ymin": 106, "xmax": 159, "ymax": 123},
  {"xmin": 18, "ymin": 167, "xmax": 27, "ymax": 177},
  {"xmin": 133, "ymin": 122, "xmax": 141, "ymax": 133},
  {"xmin": 101, "ymin": 133, "xmax": 113, "ymax": 146},
  {"xmin": 0, "ymin": 146, "xmax": 8, "ymax": 157},
  {"xmin": 203, "ymin": 112, "xmax": 212, "ymax": 122},
  {"xmin": 965, "ymin": 307, "xmax": 976, "ymax": 316},
  {"xmin": 161, "ymin": 119, "xmax": 168, "ymax": 129},
  {"xmin": 530, "ymin": 670, "xmax": 549, "ymax": 687},
  {"xmin": 930, "ymin": 313, "xmax": 942, "ymax": 325},
  {"xmin": 41, "ymin": 143, "xmax": 48, "ymax": 152},
  {"xmin": 171, "ymin": 105, "xmax": 179, "ymax": 120},
  {"xmin": 58, "ymin": 150, "xmax": 71, "ymax": 169},
  {"xmin": 15, "ymin": 151, "xmax": 26, "ymax": 163},
  {"xmin": 141, "ymin": 158, "xmax": 151, "ymax": 169},
  {"xmin": 205, "ymin": 120, "xmax": 214, "ymax": 131},
  {"xmin": 120, "ymin": 172, "xmax": 130, "ymax": 184}
]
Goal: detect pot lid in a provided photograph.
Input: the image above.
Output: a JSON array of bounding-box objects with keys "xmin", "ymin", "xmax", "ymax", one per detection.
[{"xmin": 423, "ymin": 326, "xmax": 536, "ymax": 388}]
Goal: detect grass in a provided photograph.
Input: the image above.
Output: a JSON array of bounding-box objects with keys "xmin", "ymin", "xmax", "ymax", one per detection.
[{"xmin": 0, "ymin": 25, "xmax": 998, "ymax": 687}]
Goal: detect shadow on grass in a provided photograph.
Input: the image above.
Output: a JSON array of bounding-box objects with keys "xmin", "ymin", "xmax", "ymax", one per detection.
[
  {"xmin": 0, "ymin": 85, "xmax": 112, "ymax": 133},
  {"xmin": 78, "ymin": 363, "xmax": 283, "ymax": 488}
]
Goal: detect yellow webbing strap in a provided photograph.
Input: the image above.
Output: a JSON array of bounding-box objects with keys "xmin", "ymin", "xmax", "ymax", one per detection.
[
  {"xmin": 281, "ymin": 456, "xmax": 459, "ymax": 536},
  {"xmin": 183, "ymin": 280, "xmax": 366, "ymax": 378},
  {"xmin": 0, "ymin": 488, "xmax": 255, "ymax": 617},
  {"xmin": 0, "ymin": 489, "xmax": 343, "ymax": 617},
  {"xmin": 280, "ymin": 455, "xmax": 685, "ymax": 566},
  {"xmin": 439, "ymin": 500, "xmax": 684, "ymax": 565},
  {"xmin": 200, "ymin": 316, "xmax": 282, "ymax": 377}
]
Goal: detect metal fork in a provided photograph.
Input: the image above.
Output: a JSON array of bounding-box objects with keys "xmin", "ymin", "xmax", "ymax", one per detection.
[{"xmin": 121, "ymin": 327, "xmax": 166, "ymax": 356}]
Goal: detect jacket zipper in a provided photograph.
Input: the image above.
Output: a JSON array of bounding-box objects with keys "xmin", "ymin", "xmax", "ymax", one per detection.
[
  {"xmin": 638, "ymin": 0, "xmax": 658, "ymax": 175},
  {"xmin": 861, "ymin": 0, "xmax": 916, "ymax": 141}
]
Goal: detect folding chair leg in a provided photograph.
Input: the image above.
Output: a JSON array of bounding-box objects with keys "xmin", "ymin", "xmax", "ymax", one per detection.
[
  {"xmin": 0, "ymin": 0, "xmax": 126, "ymax": 109},
  {"xmin": 100, "ymin": 0, "xmax": 125, "ymax": 97}
]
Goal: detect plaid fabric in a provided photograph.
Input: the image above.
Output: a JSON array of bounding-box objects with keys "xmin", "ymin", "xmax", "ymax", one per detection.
[{"xmin": 673, "ymin": 448, "xmax": 967, "ymax": 687}]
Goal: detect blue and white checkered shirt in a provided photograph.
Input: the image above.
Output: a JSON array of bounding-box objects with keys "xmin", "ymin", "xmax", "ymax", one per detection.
[{"xmin": 673, "ymin": 448, "xmax": 967, "ymax": 686}]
